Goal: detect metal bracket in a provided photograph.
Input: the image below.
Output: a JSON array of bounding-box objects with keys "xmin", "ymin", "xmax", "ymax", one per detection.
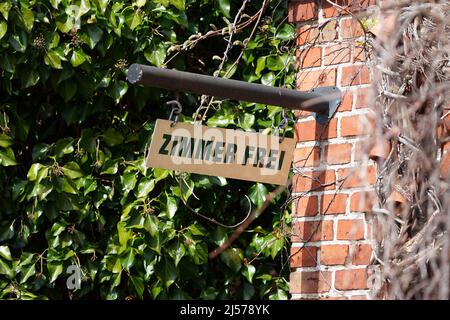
[{"xmin": 310, "ymin": 86, "xmax": 341, "ymax": 125}]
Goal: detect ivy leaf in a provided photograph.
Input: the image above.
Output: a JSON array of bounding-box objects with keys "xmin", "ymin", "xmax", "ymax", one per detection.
[
  {"xmin": 217, "ymin": 0, "xmax": 230, "ymax": 18},
  {"xmin": 144, "ymin": 43, "xmax": 167, "ymax": 68},
  {"xmin": 94, "ymin": 0, "xmax": 109, "ymax": 13},
  {"xmin": 136, "ymin": 178, "xmax": 155, "ymax": 198},
  {"xmin": 32, "ymin": 143, "xmax": 51, "ymax": 161},
  {"xmin": 55, "ymin": 137, "xmax": 74, "ymax": 157},
  {"xmin": 135, "ymin": 0, "xmax": 147, "ymax": 8},
  {"xmin": 121, "ymin": 172, "xmax": 137, "ymax": 192},
  {"xmin": 0, "ymin": 245, "xmax": 12, "ymax": 261},
  {"xmin": 248, "ymin": 183, "xmax": 268, "ymax": 208},
  {"xmin": 70, "ymin": 48, "xmax": 88, "ymax": 67},
  {"xmin": 167, "ymin": 241, "xmax": 185, "ymax": 267},
  {"xmin": 125, "ymin": 9, "xmax": 143, "ymax": 30},
  {"xmin": 44, "ymin": 50, "xmax": 62, "ymax": 69},
  {"xmin": 49, "ymin": 0, "xmax": 62, "ymax": 9},
  {"xmin": 261, "ymin": 72, "xmax": 276, "ymax": 86},
  {"xmin": 270, "ymin": 237, "xmax": 284, "ymax": 259},
  {"xmin": 220, "ymin": 248, "xmax": 243, "ymax": 273},
  {"xmin": 9, "ymin": 32, "xmax": 27, "ymax": 53},
  {"xmin": 0, "ymin": 21, "xmax": 7, "ymax": 40},
  {"xmin": 0, "ymin": 133, "xmax": 13, "ymax": 148},
  {"xmin": 47, "ymin": 262, "xmax": 63, "ymax": 283},
  {"xmin": 239, "ymin": 113, "xmax": 255, "ymax": 130},
  {"xmin": 170, "ymin": 0, "xmax": 185, "ymax": 11},
  {"xmin": 242, "ymin": 264, "xmax": 256, "ymax": 283},
  {"xmin": 165, "ymin": 194, "xmax": 178, "ymax": 219},
  {"xmin": 107, "ymin": 81, "xmax": 128, "ymax": 104},
  {"xmin": 86, "ymin": 25, "xmax": 103, "ymax": 49},
  {"xmin": 27, "ymin": 163, "xmax": 49, "ymax": 183},
  {"xmin": 117, "ymin": 221, "xmax": 132, "ymax": 247},
  {"xmin": 276, "ymin": 23, "xmax": 296, "ymax": 41},
  {"xmin": 0, "ymin": 259, "xmax": 13, "ymax": 279},
  {"xmin": 267, "ymin": 55, "xmax": 285, "ymax": 71},
  {"xmin": 21, "ymin": 69, "xmax": 40, "ymax": 88},
  {"xmin": 129, "ymin": 275, "xmax": 145, "ymax": 298},
  {"xmin": 101, "ymin": 159, "xmax": 118, "ymax": 175},
  {"xmin": 62, "ymin": 162, "xmax": 84, "ymax": 179},
  {"xmin": 0, "ymin": 148, "xmax": 17, "ymax": 166},
  {"xmin": 83, "ymin": 178, "xmax": 97, "ymax": 196},
  {"xmin": 121, "ymin": 249, "xmax": 135, "ymax": 270},
  {"xmin": 206, "ymin": 114, "xmax": 235, "ymax": 127},
  {"xmin": 20, "ymin": 5, "xmax": 34, "ymax": 32},
  {"xmin": 255, "ymin": 56, "xmax": 266, "ymax": 77},
  {"xmin": 160, "ymin": 256, "xmax": 177, "ymax": 289},
  {"xmin": 102, "ymin": 128, "xmax": 124, "ymax": 147},
  {"xmin": 20, "ymin": 264, "xmax": 36, "ymax": 284},
  {"xmin": 269, "ymin": 289, "xmax": 288, "ymax": 300},
  {"xmin": 0, "ymin": 2, "xmax": 12, "ymax": 20},
  {"xmin": 188, "ymin": 243, "xmax": 208, "ymax": 265},
  {"xmin": 59, "ymin": 80, "xmax": 77, "ymax": 102}
]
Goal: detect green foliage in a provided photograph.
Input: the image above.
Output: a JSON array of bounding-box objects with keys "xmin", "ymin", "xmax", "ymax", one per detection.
[{"xmin": 0, "ymin": 0, "xmax": 295, "ymax": 299}]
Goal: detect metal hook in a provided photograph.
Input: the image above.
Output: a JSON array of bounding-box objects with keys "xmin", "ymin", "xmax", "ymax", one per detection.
[
  {"xmin": 275, "ymin": 109, "xmax": 289, "ymax": 143},
  {"xmin": 166, "ymin": 100, "xmax": 183, "ymax": 127}
]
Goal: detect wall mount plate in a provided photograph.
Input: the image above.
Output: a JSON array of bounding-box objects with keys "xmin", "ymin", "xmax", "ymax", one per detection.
[{"xmin": 310, "ymin": 86, "xmax": 342, "ymax": 125}]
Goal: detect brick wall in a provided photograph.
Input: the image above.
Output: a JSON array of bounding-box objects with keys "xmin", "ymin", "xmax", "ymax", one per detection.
[{"xmin": 289, "ymin": 0, "xmax": 377, "ymax": 300}]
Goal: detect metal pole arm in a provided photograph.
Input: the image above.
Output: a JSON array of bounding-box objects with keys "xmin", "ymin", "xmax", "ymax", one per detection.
[{"xmin": 127, "ymin": 63, "xmax": 341, "ymax": 122}]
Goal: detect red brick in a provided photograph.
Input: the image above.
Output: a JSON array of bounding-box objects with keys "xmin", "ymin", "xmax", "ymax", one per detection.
[
  {"xmin": 341, "ymin": 65, "xmax": 371, "ymax": 86},
  {"xmin": 297, "ymin": 25, "xmax": 320, "ymax": 46},
  {"xmin": 294, "ymin": 146, "xmax": 320, "ymax": 167},
  {"xmin": 320, "ymin": 245, "xmax": 349, "ymax": 265},
  {"xmin": 354, "ymin": 139, "xmax": 371, "ymax": 161},
  {"xmin": 350, "ymin": 191, "xmax": 374, "ymax": 212},
  {"xmin": 292, "ymin": 220, "xmax": 334, "ymax": 242},
  {"xmin": 337, "ymin": 219, "xmax": 365, "ymax": 240},
  {"xmin": 324, "ymin": 44, "xmax": 351, "ymax": 65},
  {"xmin": 297, "ymin": 21, "xmax": 337, "ymax": 46},
  {"xmin": 290, "ymin": 271, "xmax": 332, "ymax": 293},
  {"xmin": 298, "ymin": 47, "xmax": 322, "ymax": 68},
  {"xmin": 294, "ymin": 110, "xmax": 314, "ymax": 119},
  {"xmin": 352, "ymin": 244, "xmax": 372, "ymax": 265},
  {"xmin": 337, "ymin": 166, "xmax": 376, "ymax": 188},
  {"xmin": 340, "ymin": 114, "xmax": 372, "ymax": 137},
  {"xmin": 340, "ymin": 18, "xmax": 365, "ymax": 39},
  {"xmin": 319, "ymin": 20, "xmax": 338, "ymax": 42},
  {"xmin": 323, "ymin": 0, "xmax": 376, "ymax": 18},
  {"xmin": 338, "ymin": 91, "xmax": 353, "ymax": 112},
  {"xmin": 354, "ymin": 44, "xmax": 368, "ymax": 62},
  {"xmin": 320, "ymin": 193, "xmax": 348, "ymax": 215},
  {"xmin": 351, "ymin": 295, "xmax": 368, "ymax": 300},
  {"xmin": 294, "ymin": 118, "xmax": 337, "ymax": 142},
  {"xmin": 323, "ymin": 143, "xmax": 352, "ymax": 164},
  {"xmin": 354, "ymin": 87, "xmax": 372, "ymax": 108},
  {"xmin": 288, "ymin": 0, "xmax": 319, "ymax": 23},
  {"xmin": 290, "ymin": 246, "xmax": 318, "ymax": 268},
  {"xmin": 293, "ymin": 170, "xmax": 336, "ymax": 192},
  {"xmin": 335, "ymin": 269, "xmax": 368, "ymax": 290},
  {"xmin": 297, "ymin": 68, "xmax": 337, "ymax": 91},
  {"xmin": 294, "ymin": 195, "xmax": 319, "ymax": 217},
  {"xmin": 318, "ymin": 296, "xmax": 348, "ymax": 300}
]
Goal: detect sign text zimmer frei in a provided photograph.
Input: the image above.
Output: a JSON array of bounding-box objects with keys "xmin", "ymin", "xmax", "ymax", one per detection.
[{"xmin": 146, "ymin": 119, "xmax": 295, "ymax": 185}]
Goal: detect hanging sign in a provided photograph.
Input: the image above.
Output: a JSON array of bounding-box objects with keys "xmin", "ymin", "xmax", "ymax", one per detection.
[{"xmin": 145, "ymin": 119, "xmax": 295, "ymax": 186}]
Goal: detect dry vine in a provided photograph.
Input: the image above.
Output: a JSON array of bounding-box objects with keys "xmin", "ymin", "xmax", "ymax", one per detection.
[{"xmin": 366, "ymin": 0, "xmax": 450, "ymax": 299}]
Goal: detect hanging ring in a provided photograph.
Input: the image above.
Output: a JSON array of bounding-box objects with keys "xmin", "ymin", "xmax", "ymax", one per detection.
[{"xmin": 166, "ymin": 100, "xmax": 183, "ymax": 127}]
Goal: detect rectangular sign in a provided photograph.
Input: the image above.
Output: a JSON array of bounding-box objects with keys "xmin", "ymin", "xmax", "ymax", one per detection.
[{"xmin": 145, "ymin": 119, "xmax": 295, "ymax": 186}]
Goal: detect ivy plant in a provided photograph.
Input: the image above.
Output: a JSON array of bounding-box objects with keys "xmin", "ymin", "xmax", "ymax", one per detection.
[{"xmin": 0, "ymin": 0, "xmax": 296, "ymax": 299}]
